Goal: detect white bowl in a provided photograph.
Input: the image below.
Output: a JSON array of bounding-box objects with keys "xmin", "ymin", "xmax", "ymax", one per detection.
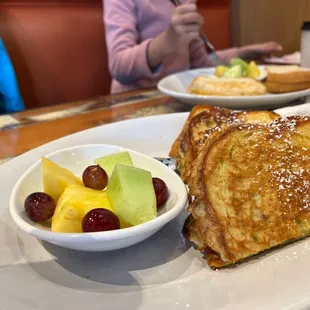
[{"xmin": 9, "ymin": 144, "xmax": 188, "ymax": 251}]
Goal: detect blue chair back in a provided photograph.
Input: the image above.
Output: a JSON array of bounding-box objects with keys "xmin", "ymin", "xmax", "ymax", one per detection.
[{"xmin": 0, "ymin": 38, "xmax": 25, "ymax": 114}]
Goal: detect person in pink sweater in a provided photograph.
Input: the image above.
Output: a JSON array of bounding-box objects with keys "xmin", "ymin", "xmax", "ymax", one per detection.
[{"xmin": 104, "ymin": 0, "xmax": 282, "ymax": 94}]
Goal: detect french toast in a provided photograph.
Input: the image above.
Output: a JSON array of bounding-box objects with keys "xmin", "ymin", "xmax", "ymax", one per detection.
[
  {"xmin": 188, "ymin": 76, "xmax": 267, "ymax": 96},
  {"xmin": 187, "ymin": 110, "xmax": 280, "ymax": 194},
  {"xmin": 265, "ymin": 66, "xmax": 310, "ymax": 93},
  {"xmin": 265, "ymin": 80, "xmax": 310, "ymax": 93},
  {"xmin": 169, "ymin": 105, "xmax": 213, "ymax": 159},
  {"xmin": 183, "ymin": 117, "xmax": 310, "ymax": 268},
  {"xmin": 177, "ymin": 106, "xmax": 231, "ymax": 179},
  {"xmin": 266, "ymin": 65, "xmax": 310, "ymax": 84},
  {"xmin": 169, "ymin": 105, "xmax": 280, "ymax": 181}
]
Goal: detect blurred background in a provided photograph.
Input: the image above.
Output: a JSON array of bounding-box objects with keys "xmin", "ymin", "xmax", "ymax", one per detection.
[{"xmin": 0, "ymin": 0, "xmax": 309, "ymax": 109}]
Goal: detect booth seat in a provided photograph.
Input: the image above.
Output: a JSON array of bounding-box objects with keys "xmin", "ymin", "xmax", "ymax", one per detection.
[{"xmin": 0, "ymin": 0, "xmax": 231, "ymax": 109}]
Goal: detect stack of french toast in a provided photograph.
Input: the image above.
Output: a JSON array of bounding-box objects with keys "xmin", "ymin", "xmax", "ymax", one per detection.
[{"xmin": 169, "ymin": 105, "xmax": 310, "ymax": 268}]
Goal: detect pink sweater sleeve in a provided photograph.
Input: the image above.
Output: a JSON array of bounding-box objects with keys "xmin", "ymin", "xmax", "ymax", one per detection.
[
  {"xmin": 190, "ymin": 38, "xmax": 239, "ymax": 68},
  {"xmin": 104, "ymin": 0, "xmax": 159, "ymax": 85}
]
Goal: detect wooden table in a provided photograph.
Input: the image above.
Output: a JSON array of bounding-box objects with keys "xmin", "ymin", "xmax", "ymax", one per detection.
[{"xmin": 0, "ymin": 89, "xmax": 192, "ymax": 163}]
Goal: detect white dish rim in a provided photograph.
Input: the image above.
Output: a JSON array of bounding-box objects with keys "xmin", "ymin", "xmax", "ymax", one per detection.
[
  {"xmin": 157, "ymin": 66, "xmax": 310, "ymax": 101},
  {"xmin": 9, "ymin": 143, "xmax": 188, "ymax": 242}
]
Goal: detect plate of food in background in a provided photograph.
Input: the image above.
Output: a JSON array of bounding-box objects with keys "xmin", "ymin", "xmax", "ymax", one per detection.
[{"xmin": 158, "ymin": 58, "xmax": 310, "ymax": 109}]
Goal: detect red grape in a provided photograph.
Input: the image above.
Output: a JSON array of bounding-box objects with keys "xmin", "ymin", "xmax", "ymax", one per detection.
[
  {"xmin": 82, "ymin": 208, "xmax": 120, "ymax": 232},
  {"xmin": 24, "ymin": 192, "xmax": 56, "ymax": 222},
  {"xmin": 82, "ymin": 165, "xmax": 108, "ymax": 190},
  {"xmin": 152, "ymin": 177, "xmax": 169, "ymax": 209}
]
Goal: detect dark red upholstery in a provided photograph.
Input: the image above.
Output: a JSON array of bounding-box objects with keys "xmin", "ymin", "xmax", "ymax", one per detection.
[{"xmin": 0, "ymin": 2, "xmax": 110, "ymax": 108}]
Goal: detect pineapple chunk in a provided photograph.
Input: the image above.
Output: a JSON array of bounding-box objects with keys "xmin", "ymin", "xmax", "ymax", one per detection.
[
  {"xmin": 51, "ymin": 185, "xmax": 128, "ymax": 233},
  {"xmin": 41, "ymin": 157, "xmax": 83, "ymax": 202},
  {"xmin": 247, "ymin": 61, "xmax": 260, "ymax": 79},
  {"xmin": 215, "ymin": 65, "xmax": 229, "ymax": 77}
]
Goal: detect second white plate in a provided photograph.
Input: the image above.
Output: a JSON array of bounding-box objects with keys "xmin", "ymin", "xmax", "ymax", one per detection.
[{"xmin": 158, "ymin": 67, "xmax": 310, "ymax": 109}]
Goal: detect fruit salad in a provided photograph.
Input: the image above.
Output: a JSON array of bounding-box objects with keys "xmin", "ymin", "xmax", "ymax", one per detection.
[
  {"xmin": 24, "ymin": 152, "xmax": 169, "ymax": 233},
  {"xmin": 215, "ymin": 58, "xmax": 261, "ymax": 80}
]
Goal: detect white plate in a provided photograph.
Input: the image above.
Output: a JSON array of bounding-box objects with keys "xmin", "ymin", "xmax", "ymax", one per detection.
[
  {"xmin": 1, "ymin": 103, "xmax": 310, "ymax": 310},
  {"xmin": 158, "ymin": 67, "xmax": 310, "ymax": 109},
  {"xmin": 9, "ymin": 144, "xmax": 187, "ymax": 251},
  {"xmin": 264, "ymin": 52, "xmax": 301, "ymax": 65}
]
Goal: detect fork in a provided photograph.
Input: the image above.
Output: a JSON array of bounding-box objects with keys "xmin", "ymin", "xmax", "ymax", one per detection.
[
  {"xmin": 169, "ymin": 0, "xmax": 227, "ymax": 66},
  {"xmin": 155, "ymin": 157, "xmax": 180, "ymax": 175}
]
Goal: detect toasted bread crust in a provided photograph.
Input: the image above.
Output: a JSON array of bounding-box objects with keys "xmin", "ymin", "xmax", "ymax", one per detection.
[
  {"xmin": 181, "ymin": 107, "xmax": 232, "ymax": 181},
  {"xmin": 171, "ymin": 105, "xmax": 280, "ymax": 183},
  {"xmin": 184, "ymin": 117, "xmax": 310, "ymax": 268},
  {"xmin": 266, "ymin": 67, "xmax": 310, "ymax": 84},
  {"xmin": 169, "ymin": 105, "xmax": 212, "ymax": 158},
  {"xmin": 265, "ymin": 81, "xmax": 310, "ymax": 93}
]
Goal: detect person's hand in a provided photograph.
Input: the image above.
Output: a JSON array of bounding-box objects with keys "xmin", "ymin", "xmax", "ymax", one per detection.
[
  {"xmin": 238, "ymin": 42, "xmax": 283, "ymax": 60},
  {"xmin": 164, "ymin": 0, "xmax": 204, "ymax": 51},
  {"xmin": 147, "ymin": 0, "xmax": 203, "ymax": 70}
]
